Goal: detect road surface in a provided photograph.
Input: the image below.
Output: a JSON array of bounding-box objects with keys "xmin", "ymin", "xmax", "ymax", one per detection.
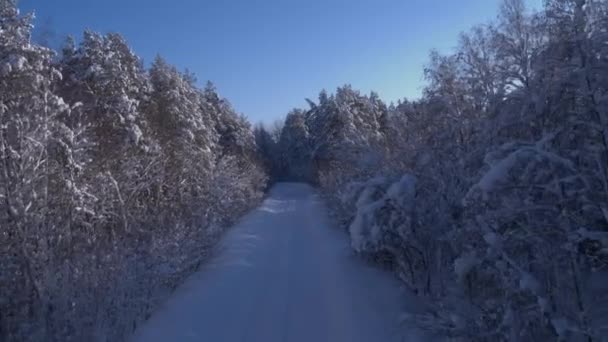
[{"xmin": 131, "ymin": 183, "xmax": 428, "ymax": 342}]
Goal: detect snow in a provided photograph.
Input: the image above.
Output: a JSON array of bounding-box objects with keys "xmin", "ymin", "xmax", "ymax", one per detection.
[
  {"xmin": 339, "ymin": 181, "xmax": 366, "ymax": 206},
  {"xmin": 466, "ymin": 142, "xmax": 576, "ymax": 202},
  {"xmin": 130, "ymin": 183, "xmax": 430, "ymax": 342},
  {"xmin": 128, "ymin": 124, "xmax": 143, "ymax": 145},
  {"xmin": 518, "ymin": 272, "xmax": 540, "ymax": 294},
  {"xmin": 349, "ymin": 177, "xmax": 389, "ymax": 252},
  {"xmin": 454, "ymin": 252, "xmax": 478, "ymax": 281},
  {"xmin": 349, "ymin": 199, "xmax": 385, "ymax": 252},
  {"xmin": 551, "ymin": 317, "xmax": 571, "ymax": 339},
  {"xmin": 1, "ymin": 63, "xmax": 11, "ymax": 76},
  {"xmin": 9, "ymin": 55, "xmax": 27, "ymax": 71},
  {"xmin": 348, "ymin": 175, "xmax": 416, "ymax": 253},
  {"xmin": 576, "ymin": 227, "xmax": 608, "ymax": 241},
  {"xmin": 483, "ymin": 232, "xmax": 500, "ymax": 247},
  {"xmin": 476, "ymin": 148, "xmax": 521, "ymax": 194},
  {"xmin": 354, "ymin": 176, "xmax": 387, "ymax": 209},
  {"xmin": 85, "ymin": 64, "xmax": 102, "ymax": 77},
  {"xmin": 386, "ymin": 175, "xmax": 416, "ymax": 209},
  {"xmin": 51, "ymin": 68, "xmax": 63, "ymax": 81}
]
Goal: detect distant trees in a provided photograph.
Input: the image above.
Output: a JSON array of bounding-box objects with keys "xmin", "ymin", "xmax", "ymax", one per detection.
[
  {"xmin": 274, "ymin": 86, "xmax": 388, "ymax": 187},
  {"xmin": 0, "ymin": 1, "xmax": 267, "ymax": 341},
  {"xmin": 278, "ymin": 109, "xmax": 312, "ymax": 182},
  {"xmin": 254, "ymin": 120, "xmax": 283, "ymax": 181},
  {"xmin": 273, "ymin": 0, "xmax": 608, "ymax": 340}
]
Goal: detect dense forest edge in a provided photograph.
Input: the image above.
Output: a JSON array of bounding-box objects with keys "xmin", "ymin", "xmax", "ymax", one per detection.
[
  {"xmin": 1, "ymin": 1, "xmax": 267, "ymax": 340},
  {"xmin": 2, "ymin": 0, "xmax": 608, "ymax": 341}
]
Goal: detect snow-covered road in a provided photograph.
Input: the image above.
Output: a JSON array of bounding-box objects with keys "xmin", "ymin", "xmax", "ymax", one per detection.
[{"xmin": 131, "ymin": 183, "xmax": 428, "ymax": 342}]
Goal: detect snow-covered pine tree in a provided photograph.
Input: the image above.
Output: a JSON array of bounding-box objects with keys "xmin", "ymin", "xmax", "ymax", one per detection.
[{"xmin": 0, "ymin": 1, "xmax": 84, "ymax": 338}]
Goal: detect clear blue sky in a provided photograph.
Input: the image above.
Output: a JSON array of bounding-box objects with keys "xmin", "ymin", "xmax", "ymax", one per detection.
[{"xmin": 20, "ymin": 0, "xmax": 541, "ymax": 124}]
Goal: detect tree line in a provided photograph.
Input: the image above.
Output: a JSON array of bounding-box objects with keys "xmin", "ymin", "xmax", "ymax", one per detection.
[{"xmin": 1, "ymin": 1, "xmax": 267, "ymax": 340}]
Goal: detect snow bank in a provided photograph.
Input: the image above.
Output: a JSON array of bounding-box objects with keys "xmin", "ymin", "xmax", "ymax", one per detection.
[
  {"xmin": 348, "ymin": 174, "xmax": 416, "ymax": 253},
  {"xmin": 465, "ymin": 141, "xmax": 578, "ymax": 204}
]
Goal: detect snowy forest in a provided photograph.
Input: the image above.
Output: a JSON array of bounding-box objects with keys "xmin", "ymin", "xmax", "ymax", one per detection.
[
  {"xmin": 0, "ymin": 0, "xmax": 267, "ymax": 340},
  {"xmin": 2, "ymin": 0, "xmax": 608, "ymax": 341},
  {"xmin": 258, "ymin": 0, "xmax": 608, "ymax": 340}
]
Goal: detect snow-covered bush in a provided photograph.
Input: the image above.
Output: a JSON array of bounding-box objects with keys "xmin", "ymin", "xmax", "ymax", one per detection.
[{"xmin": 455, "ymin": 134, "xmax": 608, "ymax": 340}]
